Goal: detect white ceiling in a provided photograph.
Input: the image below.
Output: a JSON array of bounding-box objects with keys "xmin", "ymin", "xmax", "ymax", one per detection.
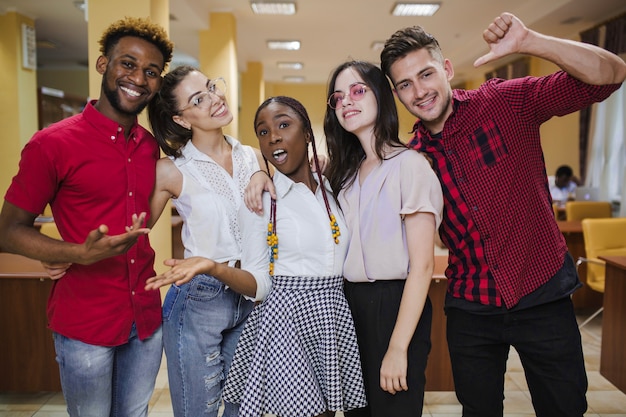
[{"xmin": 1, "ymin": 0, "xmax": 625, "ymax": 85}]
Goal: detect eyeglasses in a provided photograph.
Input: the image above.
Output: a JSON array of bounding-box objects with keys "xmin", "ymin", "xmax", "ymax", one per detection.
[
  {"xmin": 179, "ymin": 77, "xmax": 227, "ymax": 113},
  {"xmin": 327, "ymin": 82, "xmax": 368, "ymax": 109}
]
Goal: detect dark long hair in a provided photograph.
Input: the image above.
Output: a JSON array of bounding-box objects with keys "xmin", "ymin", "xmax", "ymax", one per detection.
[
  {"xmin": 323, "ymin": 61, "xmax": 402, "ymax": 196},
  {"xmin": 147, "ymin": 65, "xmax": 197, "ymax": 158}
]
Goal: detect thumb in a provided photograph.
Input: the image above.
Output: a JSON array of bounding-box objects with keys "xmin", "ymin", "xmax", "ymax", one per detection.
[
  {"xmin": 473, "ymin": 51, "xmax": 496, "ymax": 68},
  {"xmin": 163, "ymin": 258, "xmax": 182, "ymax": 266}
]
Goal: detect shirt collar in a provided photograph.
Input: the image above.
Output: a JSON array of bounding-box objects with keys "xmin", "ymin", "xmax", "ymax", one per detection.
[
  {"xmin": 83, "ymin": 99, "xmax": 140, "ymax": 142},
  {"xmin": 273, "ymin": 169, "xmax": 333, "ymax": 200},
  {"xmin": 178, "ymin": 134, "xmax": 241, "ymax": 164}
]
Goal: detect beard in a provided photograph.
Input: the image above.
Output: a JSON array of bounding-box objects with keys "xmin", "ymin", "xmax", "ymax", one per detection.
[{"xmin": 101, "ymin": 79, "xmax": 149, "ymax": 117}]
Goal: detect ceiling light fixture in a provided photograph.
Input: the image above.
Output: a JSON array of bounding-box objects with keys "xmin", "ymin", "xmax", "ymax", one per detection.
[
  {"xmin": 251, "ymin": 1, "xmax": 296, "ymax": 15},
  {"xmin": 371, "ymin": 41, "xmax": 385, "ymax": 51},
  {"xmin": 283, "ymin": 76, "xmax": 305, "ymax": 83},
  {"xmin": 73, "ymin": 0, "xmax": 88, "ymax": 21},
  {"xmin": 277, "ymin": 61, "xmax": 303, "ymax": 70},
  {"xmin": 391, "ymin": 2, "xmax": 440, "ymax": 16},
  {"xmin": 267, "ymin": 40, "xmax": 301, "ymax": 50}
]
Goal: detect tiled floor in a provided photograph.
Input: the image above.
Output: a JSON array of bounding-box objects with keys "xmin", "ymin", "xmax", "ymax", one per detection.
[{"xmin": 1, "ymin": 311, "xmax": 625, "ymax": 417}]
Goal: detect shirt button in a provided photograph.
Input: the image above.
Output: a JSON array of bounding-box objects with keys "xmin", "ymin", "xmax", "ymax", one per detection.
[
  {"xmin": 130, "ymin": 259, "xmax": 135, "ymax": 264},
  {"xmin": 128, "ymin": 158, "xmax": 131, "ymax": 163},
  {"xmin": 129, "ymin": 191, "xmax": 133, "ymax": 197},
  {"xmin": 132, "ymin": 291, "xmax": 136, "ymax": 295},
  {"xmin": 117, "ymin": 127, "xmax": 122, "ymax": 132},
  {"xmin": 110, "ymin": 135, "xmax": 116, "ymax": 140}
]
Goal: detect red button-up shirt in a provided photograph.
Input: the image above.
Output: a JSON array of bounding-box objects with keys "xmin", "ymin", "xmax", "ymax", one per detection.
[
  {"xmin": 5, "ymin": 101, "xmax": 161, "ymax": 345},
  {"xmin": 408, "ymin": 72, "xmax": 621, "ymax": 308}
]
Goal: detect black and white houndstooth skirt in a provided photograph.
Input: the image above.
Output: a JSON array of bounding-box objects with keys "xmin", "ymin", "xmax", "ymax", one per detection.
[{"xmin": 222, "ymin": 275, "xmax": 367, "ymax": 417}]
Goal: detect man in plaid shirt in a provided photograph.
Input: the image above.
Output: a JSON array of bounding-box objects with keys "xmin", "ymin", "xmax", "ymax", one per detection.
[{"xmin": 381, "ymin": 12, "xmax": 626, "ymax": 417}]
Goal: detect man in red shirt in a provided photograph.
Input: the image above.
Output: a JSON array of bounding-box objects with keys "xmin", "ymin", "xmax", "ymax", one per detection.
[
  {"xmin": 0, "ymin": 17, "xmax": 173, "ymax": 417},
  {"xmin": 380, "ymin": 12, "xmax": 626, "ymax": 417}
]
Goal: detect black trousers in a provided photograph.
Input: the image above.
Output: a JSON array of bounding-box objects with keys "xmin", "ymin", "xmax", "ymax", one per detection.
[
  {"xmin": 344, "ymin": 279, "xmax": 432, "ymax": 417},
  {"xmin": 446, "ymin": 296, "xmax": 587, "ymax": 417}
]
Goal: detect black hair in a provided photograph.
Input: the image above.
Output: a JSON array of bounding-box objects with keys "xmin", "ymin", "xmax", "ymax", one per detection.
[
  {"xmin": 99, "ymin": 16, "xmax": 174, "ymax": 69},
  {"xmin": 323, "ymin": 60, "xmax": 402, "ymax": 196}
]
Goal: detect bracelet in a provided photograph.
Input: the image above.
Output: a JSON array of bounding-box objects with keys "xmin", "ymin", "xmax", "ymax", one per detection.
[{"xmin": 251, "ymin": 170, "xmax": 270, "ymax": 178}]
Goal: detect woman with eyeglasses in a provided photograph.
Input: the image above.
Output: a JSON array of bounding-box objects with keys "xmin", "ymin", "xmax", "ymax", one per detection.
[
  {"xmin": 324, "ymin": 61, "xmax": 443, "ymax": 417},
  {"xmin": 147, "ymin": 95, "xmax": 367, "ymax": 417},
  {"xmin": 146, "ymin": 65, "xmax": 266, "ymax": 417}
]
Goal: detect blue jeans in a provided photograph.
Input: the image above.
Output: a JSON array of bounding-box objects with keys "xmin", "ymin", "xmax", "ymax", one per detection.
[
  {"xmin": 162, "ymin": 274, "xmax": 254, "ymax": 417},
  {"xmin": 446, "ymin": 297, "xmax": 587, "ymax": 417},
  {"xmin": 53, "ymin": 324, "xmax": 163, "ymax": 417}
]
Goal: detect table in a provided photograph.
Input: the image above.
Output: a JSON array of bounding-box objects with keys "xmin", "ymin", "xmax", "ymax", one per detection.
[
  {"xmin": 0, "ymin": 253, "xmax": 61, "ymax": 391},
  {"xmin": 598, "ymin": 256, "xmax": 626, "ymax": 394},
  {"xmin": 557, "ymin": 221, "xmax": 603, "ymax": 310}
]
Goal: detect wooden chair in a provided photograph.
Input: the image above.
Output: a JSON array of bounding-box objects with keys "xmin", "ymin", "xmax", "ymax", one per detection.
[
  {"xmin": 565, "ymin": 201, "xmax": 612, "ymax": 221},
  {"xmin": 577, "ymin": 218, "xmax": 626, "ymax": 328}
]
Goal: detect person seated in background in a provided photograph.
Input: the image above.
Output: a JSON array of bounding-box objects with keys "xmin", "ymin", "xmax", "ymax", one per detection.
[{"xmin": 549, "ymin": 165, "xmax": 581, "ymax": 204}]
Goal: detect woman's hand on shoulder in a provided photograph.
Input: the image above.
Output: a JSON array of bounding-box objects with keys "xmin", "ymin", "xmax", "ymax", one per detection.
[{"xmin": 244, "ymin": 171, "xmax": 276, "ymax": 214}]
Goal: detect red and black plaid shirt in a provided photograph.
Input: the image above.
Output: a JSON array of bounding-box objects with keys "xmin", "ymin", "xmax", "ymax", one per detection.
[{"xmin": 408, "ymin": 71, "xmax": 621, "ymax": 308}]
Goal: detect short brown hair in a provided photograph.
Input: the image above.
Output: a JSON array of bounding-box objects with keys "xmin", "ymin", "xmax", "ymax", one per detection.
[
  {"xmin": 380, "ymin": 26, "xmax": 443, "ymax": 78},
  {"xmin": 99, "ymin": 16, "xmax": 174, "ymax": 70}
]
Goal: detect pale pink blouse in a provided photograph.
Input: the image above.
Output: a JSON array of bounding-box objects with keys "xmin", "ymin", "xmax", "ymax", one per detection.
[{"xmin": 340, "ymin": 148, "xmax": 443, "ymax": 283}]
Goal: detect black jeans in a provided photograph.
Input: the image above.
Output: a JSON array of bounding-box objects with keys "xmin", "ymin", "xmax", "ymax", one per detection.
[{"xmin": 446, "ymin": 297, "xmax": 587, "ymax": 417}]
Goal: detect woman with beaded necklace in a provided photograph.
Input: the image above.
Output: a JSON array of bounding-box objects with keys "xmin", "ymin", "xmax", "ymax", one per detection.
[
  {"xmin": 245, "ymin": 62, "xmax": 443, "ymax": 417},
  {"xmin": 146, "ymin": 96, "xmax": 367, "ymax": 417}
]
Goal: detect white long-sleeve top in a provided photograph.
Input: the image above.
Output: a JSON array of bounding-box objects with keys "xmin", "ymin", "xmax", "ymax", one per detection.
[{"xmin": 238, "ymin": 170, "xmax": 349, "ymax": 301}]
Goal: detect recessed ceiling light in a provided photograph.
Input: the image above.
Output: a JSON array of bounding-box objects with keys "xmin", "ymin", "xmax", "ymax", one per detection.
[
  {"xmin": 277, "ymin": 62, "xmax": 303, "ymax": 70},
  {"xmin": 283, "ymin": 76, "xmax": 305, "ymax": 83},
  {"xmin": 391, "ymin": 3, "xmax": 440, "ymax": 16},
  {"xmin": 267, "ymin": 40, "xmax": 301, "ymax": 50},
  {"xmin": 371, "ymin": 41, "xmax": 385, "ymax": 51},
  {"xmin": 73, "ymin": 1, "xmax": 86, "ymax": 11},
  {"xmin": 251, "ymin": 1, "xmax": 296, "ymax": 15}
]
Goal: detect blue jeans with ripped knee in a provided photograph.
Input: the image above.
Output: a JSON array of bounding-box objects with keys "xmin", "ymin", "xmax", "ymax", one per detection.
[{"xmin": 162, "ymin": 274, "xmax": 254, "ymax": 417}]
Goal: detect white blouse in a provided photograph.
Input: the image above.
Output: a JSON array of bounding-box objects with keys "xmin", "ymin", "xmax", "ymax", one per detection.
[
  {"xmin": 340, "ymin": 149, "xmax": 443, "ymax": 283},
  {"xmin": 238, "ymin": 170, "xmax": 349, "ymax": 301},
  {"xmin": 172, "ymin": 136, "xmax": 259, "ymax": 264}
]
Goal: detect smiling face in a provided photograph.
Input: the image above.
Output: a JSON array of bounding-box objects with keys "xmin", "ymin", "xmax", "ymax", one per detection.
[
  {"xmin": 172, "ymin": 71, "xmax": 233, "ymax": 132},
  {"xmin": 332, "ymin": 68, "xmax": 378, "ymax": 139},
  {"xmin": 255, "ymin": 101, "xmax": 311, "ymax": 181},
  {"xmin": 388, "ymin": 48, "xmax": 455, "ymax": 134},
  {"xmin": 97, "ymin": 36, "xmax": 164, "ymax": 122}
]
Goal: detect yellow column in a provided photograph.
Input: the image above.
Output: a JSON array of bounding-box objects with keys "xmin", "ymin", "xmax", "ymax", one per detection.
[
  {"xmin": 198, "ymin": 12, "xmax": 239, "ymax": 139},
  {"xmin": 239, "ymin": 62, "xmax": 265, "ymax": 146},
  {"xmin": 0, "ymin": 12, "xmax": 38, "ymax": 197},
  {"xmin": 86, "ymin": 0, "xmax": 172, "ymax": 276}
]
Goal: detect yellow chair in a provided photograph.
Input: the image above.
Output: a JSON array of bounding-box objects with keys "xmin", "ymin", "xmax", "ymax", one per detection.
[
  {"xmin": 565, "ymin": 201, "xmax": 612, "ymax": 221},
  {"xmin": 576, "ymin": 218, "xmax": 626, "ymax": 328}
]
